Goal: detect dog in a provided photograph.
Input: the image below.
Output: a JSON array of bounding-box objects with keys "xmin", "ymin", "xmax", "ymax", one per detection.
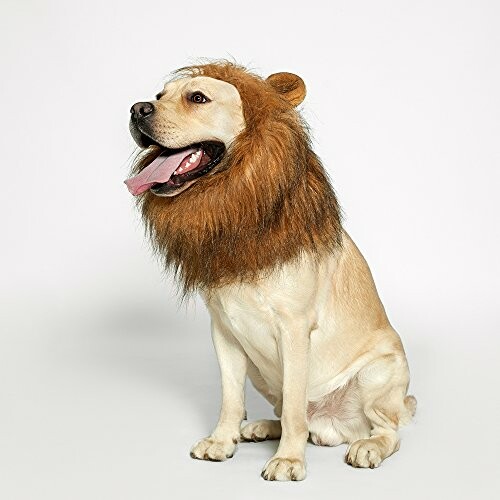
[{"xmin": 125, "ymin": 62, "xmax": 416, "ymax": 481}]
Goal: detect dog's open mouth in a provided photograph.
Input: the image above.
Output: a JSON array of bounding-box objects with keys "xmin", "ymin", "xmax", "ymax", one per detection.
[{"xmin": 125, "ymin": 140, "xmax": 225, "ymax": 196}]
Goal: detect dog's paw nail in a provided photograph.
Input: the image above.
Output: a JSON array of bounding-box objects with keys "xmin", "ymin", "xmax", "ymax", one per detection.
[{"xmin": 261, "ymin": 457, "xmax": 306, "ymax": 481}]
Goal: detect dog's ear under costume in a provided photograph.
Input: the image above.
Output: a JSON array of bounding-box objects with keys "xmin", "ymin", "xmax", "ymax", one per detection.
[{"xmin": 266, "ymin": 72, "xmax": 306, "ymax": 107}]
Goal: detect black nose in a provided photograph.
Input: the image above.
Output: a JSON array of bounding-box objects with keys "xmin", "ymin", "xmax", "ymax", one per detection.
[{"xmin": 130, "ymin": 101, "xmax": 154, "ymax": 119}]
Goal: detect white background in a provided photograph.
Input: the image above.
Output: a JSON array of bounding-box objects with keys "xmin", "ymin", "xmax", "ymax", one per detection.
[{"xmin": 1, "ymin": 0, "xmax": 499, "ymax": 498}]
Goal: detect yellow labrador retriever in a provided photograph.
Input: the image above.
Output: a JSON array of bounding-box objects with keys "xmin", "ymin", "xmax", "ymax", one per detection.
[{"xmin": 125, "ymin": 62, "xmax": 416, "ymax": 481}]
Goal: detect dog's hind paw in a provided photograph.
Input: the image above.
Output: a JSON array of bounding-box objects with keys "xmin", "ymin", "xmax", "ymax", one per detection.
[
  {"xmin": 190, "ymin": 437, "xmax": 237, "ymax": 462},
  {"xmin": 345, "ymin": 438, "xmax": 383, "ymax": 469},
  {"xmin": 241, "ymin": 419, "xmax": 281, "ymax": 442}
]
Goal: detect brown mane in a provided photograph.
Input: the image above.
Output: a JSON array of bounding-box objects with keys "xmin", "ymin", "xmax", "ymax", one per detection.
[{"xmin": 133, "ymin": 62, "xmax": 342, "ymax": 294}]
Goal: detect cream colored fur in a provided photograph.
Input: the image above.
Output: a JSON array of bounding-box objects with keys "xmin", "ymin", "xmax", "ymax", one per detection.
[
  {"xmin": 153, "ymin": 76, "xmax": 245, "ymax": 149},
  {"xmin": 191, "ymin": 233, "xmax": 415, "ymax": 480},
  {"xmin": 139, "ymin": 74, "xmax": 415, "ymax": 481}
]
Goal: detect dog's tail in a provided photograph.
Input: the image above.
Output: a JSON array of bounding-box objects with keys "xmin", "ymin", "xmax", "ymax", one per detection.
[{"xmin": 404, "ymin": 395, "xmax": 417, "ymax": 417}]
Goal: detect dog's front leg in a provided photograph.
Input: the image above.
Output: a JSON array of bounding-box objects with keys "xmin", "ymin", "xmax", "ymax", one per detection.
[
  {"xmin": 261, "ymin": 322, "xmax": 310, "ymax": 481},
  {"xmin": 190, "ymin": 318, "xmax": 247, "ymax": 462}
]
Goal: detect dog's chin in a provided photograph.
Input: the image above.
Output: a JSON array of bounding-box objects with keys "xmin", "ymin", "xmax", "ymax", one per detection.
[
  {"xmin": 150, "ymin": 178, "xmax": 198, "ymax": 197},
  {"xmin": 130, "ymin": 125, "xmax": 226, "ymax": 197}
]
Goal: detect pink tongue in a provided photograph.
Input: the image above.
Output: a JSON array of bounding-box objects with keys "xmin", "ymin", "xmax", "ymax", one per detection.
[{"xmin": 124, "ymin": 147, "xmax": 198, "ymax": 196}]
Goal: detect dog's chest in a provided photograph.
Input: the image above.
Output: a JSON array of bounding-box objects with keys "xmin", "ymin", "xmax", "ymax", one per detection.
[
  {"xmin": 203, "ymin": 258, "xmax": 328, "ymax": 388},
  {"xmin": 209, "ymin": 284, "xmax": 283, "ymax": 369}
]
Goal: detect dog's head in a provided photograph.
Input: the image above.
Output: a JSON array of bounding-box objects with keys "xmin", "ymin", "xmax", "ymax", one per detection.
[
  {"xmin": 125, "ymin": 64, "xmax": 306, "ymax": 197},
  {"xmin": 124, "ymin": 62, "xmax": 340, "ymax": 292}
]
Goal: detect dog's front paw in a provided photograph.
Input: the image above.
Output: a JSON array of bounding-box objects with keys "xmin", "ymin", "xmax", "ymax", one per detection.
[
  {"xmin": 261, "ymin": 456, "xmax": 306, "ymax": 481},
  {"xmin": 345, "ymin": 438, "xmax": 383, "ymax": 469},
  {"xmin": 190, "ymin": 437, "xmax": 237, "ymax": 462}
]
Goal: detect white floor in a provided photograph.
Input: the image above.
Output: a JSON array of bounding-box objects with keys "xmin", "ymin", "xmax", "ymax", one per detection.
[
  {"xmin": 1, "ymin": 285, "xmax": 498, "ymax": 500},
  {"xmin": 2, "ymin": 1, "xmax": 499, "ymax": 498}
]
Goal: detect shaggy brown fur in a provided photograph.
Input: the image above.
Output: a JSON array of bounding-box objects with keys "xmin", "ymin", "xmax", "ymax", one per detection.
[{"xmin": 132, "ymin": 62, "xmax": 342, "ymax": 294}]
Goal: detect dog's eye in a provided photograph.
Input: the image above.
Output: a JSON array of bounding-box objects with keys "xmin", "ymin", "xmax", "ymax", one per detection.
[{"xmin": 189, "ymin": 92, "xmax": 209, "ymax": 104}]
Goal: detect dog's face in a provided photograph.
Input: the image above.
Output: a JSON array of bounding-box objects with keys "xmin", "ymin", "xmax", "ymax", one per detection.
[{"xmin": 127, "ymin": 76, "xmax": 245, "ymax": 197}]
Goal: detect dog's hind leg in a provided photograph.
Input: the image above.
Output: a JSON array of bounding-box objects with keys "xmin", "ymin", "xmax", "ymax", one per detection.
[
  {"xmin": 308, "ymin": 378, "xmax": 371, "ymax": 447},
  {"xmin": 345, "ymin": 352, "xmax": 416, "ymax": 469}
]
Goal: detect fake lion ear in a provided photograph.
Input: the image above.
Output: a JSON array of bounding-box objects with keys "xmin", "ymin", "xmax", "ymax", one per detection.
[{"xmin": 266, "ymin": 72, "xmax": 306, "ymax": 107}]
